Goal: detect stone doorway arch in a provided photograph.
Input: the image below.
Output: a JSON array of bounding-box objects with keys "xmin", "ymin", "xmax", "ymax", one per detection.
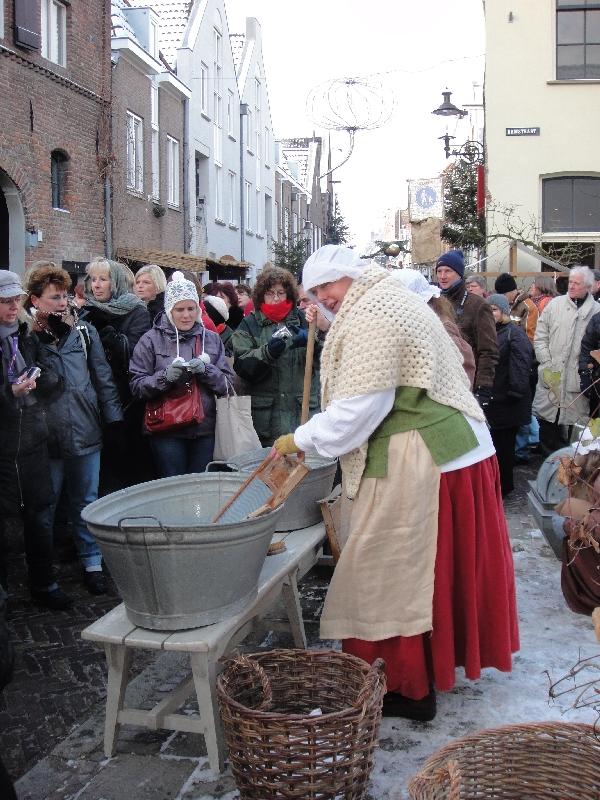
[{"xmin": 0, "ymin": 169, "xmax": 25, "ymax": 273}]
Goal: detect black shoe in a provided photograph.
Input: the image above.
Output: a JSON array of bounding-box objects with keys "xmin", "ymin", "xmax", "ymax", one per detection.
[
  {"xmin": 382, "ymin": 689, "xmax": 437, "ymax": 721},
  {"xmin": 83, "ymin": 570, "xmax": 107, "ymax": 595},
  {"xmin": 31, "ymin": 587, "xmax": 73, "ymax": 610}
]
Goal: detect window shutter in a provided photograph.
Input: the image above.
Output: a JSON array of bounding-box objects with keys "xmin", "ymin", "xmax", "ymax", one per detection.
[{"xmin": 14, "ymin": 0, "xmax": 41, "ymax": 50}]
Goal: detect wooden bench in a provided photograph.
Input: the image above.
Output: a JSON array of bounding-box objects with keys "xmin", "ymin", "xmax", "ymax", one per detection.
[{"xmin": 81, "ymin": 523, "xmax": 326, "ymax": 773}]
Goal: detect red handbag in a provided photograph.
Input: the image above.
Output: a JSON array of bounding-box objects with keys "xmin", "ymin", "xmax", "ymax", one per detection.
[{"xmin": 144, "ymin": 337, "xmax": 205, "ymax": 433}]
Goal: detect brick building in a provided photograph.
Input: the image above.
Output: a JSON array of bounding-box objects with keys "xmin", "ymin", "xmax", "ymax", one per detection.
[{"xmin": 0, "ymin": 0, "xmax": 112, "ymax": 275}]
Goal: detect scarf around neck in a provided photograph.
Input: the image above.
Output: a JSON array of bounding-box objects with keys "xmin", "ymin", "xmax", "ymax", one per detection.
[
  {"xmin": 260, "ymin": 299, "xmax": 293, "ymax": 323},
  {"xmin": 0, "ymin": 322, "xmax": 26, "ymax": 383},
  {"xmin": 84, "ymin": 292, "xmax": 144, "ymax": 317}
]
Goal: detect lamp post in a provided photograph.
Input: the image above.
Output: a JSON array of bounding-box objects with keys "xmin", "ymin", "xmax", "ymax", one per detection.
[{"xmin": 432, "ymin": 90, "xmax": 484, "ymax": 165}]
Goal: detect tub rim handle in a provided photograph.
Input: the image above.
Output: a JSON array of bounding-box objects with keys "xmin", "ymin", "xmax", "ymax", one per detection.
[
  {"xmin": 117, "ymin": 515, "xmax": 166, "ymax": 531},
  {"xmin": 204, "ymin": 460, "xmax": 241, "ymax": 472}
]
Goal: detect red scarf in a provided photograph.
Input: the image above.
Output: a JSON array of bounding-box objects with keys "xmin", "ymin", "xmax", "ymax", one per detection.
[
  {"xmin": 260, "ymin": 299, "xmax": 293, "ymax": 323},
  {"xmin": 215, "ymin": 322, "xmax": 227, "ymax": 334}
]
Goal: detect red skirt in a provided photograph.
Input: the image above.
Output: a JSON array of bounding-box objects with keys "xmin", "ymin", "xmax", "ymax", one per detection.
[{"xmin": 343, "ymin": 455, "xmax": 519, "ymax": 700}]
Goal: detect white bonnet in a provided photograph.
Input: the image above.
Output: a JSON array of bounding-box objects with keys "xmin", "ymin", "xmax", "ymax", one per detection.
[
  {"xmin": 165, "ymin": 271, "xmax": 199, "ymax": 322},
  {"xmin": 389, "ymin": 268, "xmax": 441, "ymax": 304},
  {"xmin": 203, "ymin": 294, "xmax": 229, "ymax": 322},
  {"xmin": 302, "ymin": 245, "xmax": 371, "ymax": 292}
]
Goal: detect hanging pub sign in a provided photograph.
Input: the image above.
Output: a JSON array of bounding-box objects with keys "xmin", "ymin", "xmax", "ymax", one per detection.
[{"xmin": 506, "ymin": 127, "xmax": 540, "ymax": 136}]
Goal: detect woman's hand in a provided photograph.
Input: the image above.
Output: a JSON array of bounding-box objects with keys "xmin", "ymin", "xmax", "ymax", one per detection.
[
  {"xmin": 305, "ymin": 303, "xmax": 330, "ymax": 333},
  {"xmin": 12, "ymin": 378, "xmax": 36, "ymax": 398}
]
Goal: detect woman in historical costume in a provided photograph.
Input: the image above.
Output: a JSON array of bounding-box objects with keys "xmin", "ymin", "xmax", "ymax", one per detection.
[{"xmin": 275, "ymin": 245, "xmax": 519, "ymax": 720}]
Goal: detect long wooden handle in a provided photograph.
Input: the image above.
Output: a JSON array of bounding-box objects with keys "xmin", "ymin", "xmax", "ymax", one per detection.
[{"xmin": 301, "ymin": 318, "xmax": 317, "ymax": 425}]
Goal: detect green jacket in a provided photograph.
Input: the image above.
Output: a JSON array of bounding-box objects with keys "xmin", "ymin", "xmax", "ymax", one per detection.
[{"xmin": 232, "ymin": 307, "xmax": 321, "ymax": 446}]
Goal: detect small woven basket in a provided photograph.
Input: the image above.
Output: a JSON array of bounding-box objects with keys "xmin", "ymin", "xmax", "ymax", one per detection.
[
  {"xmin": 217, "ymin": 648, "xmax": 386, "ymax": 800},
  {"xmin": 408, "ymin": 721, "xmax": 600, "ymax": 800}
]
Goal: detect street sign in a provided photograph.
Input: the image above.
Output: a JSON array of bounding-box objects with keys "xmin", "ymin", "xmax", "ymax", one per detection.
[{"xmin": 506, "ymin": 127, "xmax": 540, "ymax": 136}]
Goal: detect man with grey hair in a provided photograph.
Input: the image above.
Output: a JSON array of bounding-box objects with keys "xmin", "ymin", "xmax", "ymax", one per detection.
[
  {"xmin": 465, "ymin": 274, "xmax": 488, "ymax": 297},
  {"xmin": 533, "ymin": 265, "xmax": 600, "ymax": 453}
]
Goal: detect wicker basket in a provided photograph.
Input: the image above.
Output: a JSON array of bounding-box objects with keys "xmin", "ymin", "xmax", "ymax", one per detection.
[
  {"xmin": 217, "ymin": 648, "xmax": 386, "ymax": 799},
  {"xmin": 408, "ymin": 721, "xmax": 600, "ymax": 799}
]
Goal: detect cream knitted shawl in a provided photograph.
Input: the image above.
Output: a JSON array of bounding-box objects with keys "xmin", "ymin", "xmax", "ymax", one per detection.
[{"xmin": 320, "ymin": 266, "xmax": 485, "ymax": 497}]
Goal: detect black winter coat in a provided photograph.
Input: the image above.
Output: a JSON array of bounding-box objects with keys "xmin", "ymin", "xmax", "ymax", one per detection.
[
  {"xmin": 80, "ymin": 304, "xmax": 150, "ymax": 403},
  {"xmin": 486, "ymin": 321, "xmax": 534, "ymax": 430},
  {"xmin": 0, "ymin": 585, "xmax": 13, "ymax": 692},
  {"xmin": 0, "ymin": 323, "xmax": 57, "ymax": 514},
  {"xmin": 33, "ymin": 321, "xmax": 123, "ymax": 458},
  {"xmin": 578, "ymin": 311, "xmax": 600, "ymax": 416}
]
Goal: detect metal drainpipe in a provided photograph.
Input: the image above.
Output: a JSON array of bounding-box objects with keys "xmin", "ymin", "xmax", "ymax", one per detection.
[
  {"xmin": 239, "ymin": 103, "xmax": 248, "ymax": 264},
  {"xmin": 104, "ymin": 175, "xmax": 112, "ymax": 258},
  {"xmin": 183, "ymin": 96, "xmax": 190, "ymax": 253}
]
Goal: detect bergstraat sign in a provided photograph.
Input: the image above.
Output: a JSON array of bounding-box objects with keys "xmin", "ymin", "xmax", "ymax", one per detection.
[{"xmin": 506, "ymin": 127, "xmax": 540, "ymax": 136}]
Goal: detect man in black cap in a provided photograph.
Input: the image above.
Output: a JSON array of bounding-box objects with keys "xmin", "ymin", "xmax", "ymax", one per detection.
[{"xmin": 436, "ymin": 250, "xmax": 498, "ymax": 409}]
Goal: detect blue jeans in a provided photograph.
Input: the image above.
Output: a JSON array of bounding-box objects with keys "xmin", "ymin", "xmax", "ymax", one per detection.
[
  {"xmin": 515, "ymin": 415, "xmax": 540, "ymax": 458},
  {"xmin": 40, "ymin": 452, "xmax": 102, "ymax": 570},
  {"xmin": 150, "ymin": 435, "xmax": 215, "ymax": 478}
]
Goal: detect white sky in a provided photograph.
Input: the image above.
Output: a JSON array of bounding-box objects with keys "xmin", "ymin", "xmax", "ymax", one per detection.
[{"xmin": 225, "ymin": 0, "xmax": 485, "ymax": 249}]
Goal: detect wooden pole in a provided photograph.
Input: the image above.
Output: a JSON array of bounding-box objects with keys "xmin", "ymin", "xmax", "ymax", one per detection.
[
  {"xmin": 509, "ymin": 240, "xmax": 518, "ymax": 274},
  {"xmin": 301, "ymin": 318, "xmax": 317, "ymax": 425}
]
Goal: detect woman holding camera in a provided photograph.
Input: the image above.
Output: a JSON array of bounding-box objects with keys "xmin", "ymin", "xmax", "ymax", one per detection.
[
  {"xmin": 0, "ymin": 271, "xmax": 71, "ymax": 609},
  {"xmin": 232, "ymin": 267, "xmax": 321, "ymax": 447},
  {"xmin": 25, "ymin": 263, "xmax": 122, "ymax": 595},
  {"xmin": 129, "ymin": 272, "xmax": 233, "ymax": 477}
]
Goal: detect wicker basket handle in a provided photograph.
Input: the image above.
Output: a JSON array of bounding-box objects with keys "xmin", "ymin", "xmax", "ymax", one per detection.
[
  {"xmin": 225, "ymin": 654, "xmax": 273, "ymax": 712},
  {"xmin": 356, "ymin": 658, "xmax": 387, "ymax": 713},
  {"xmin": 446, "ymin": 759, "xmax": 462, "ymax": 800}
]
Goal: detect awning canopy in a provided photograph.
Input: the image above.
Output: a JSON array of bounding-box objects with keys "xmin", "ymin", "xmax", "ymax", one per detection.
[
  {"xmin": 115, "ymin": 247, "xmax": 207, "ymax": 273},
  {"xmin": 207, "ymin": 254, "xmax": 252, "ymax": 269}
]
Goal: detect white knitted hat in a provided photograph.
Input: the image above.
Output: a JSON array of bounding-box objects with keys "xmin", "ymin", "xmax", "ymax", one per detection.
[
  {"xmin": 389, "ymin": 268, "xmax": 441, "ymax": 304},
  {"xmin": 165, "ymin": 271, "xmax": 199, "ymax": 323},
  {"xmin": 302, "ymin": 245, "xmax": 371, "ymax": 292},
  {"xmin": 203, "ymin": 294, "xmax": 229, "ymax": 322}
]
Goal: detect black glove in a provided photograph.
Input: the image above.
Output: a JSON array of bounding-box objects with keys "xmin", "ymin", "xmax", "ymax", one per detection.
[
  {"xmin": 475, "ymin": 386, "xmax": 493, "ymax": 410},
  {"xmin": 287, "ymin": 324, "xmax": 308, "ymax": 349},
  {"xmin": 100, "ymin": 326, "xmax": 129, "ymax": 366},
  {"xmin": 267, "ymin": 336, "xmax": 287, "ymax": 359}
]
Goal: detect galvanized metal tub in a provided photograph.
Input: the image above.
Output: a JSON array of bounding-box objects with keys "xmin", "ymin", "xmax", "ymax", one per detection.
[
  {"xmin": 82, "ymin": 473, "xmax": 284, "ymax": 631},
  {"xmin": 228, "ymin": 447, "xmax": 337, "ymax": 531},
  {"xmin": 527, "ymin": 445, "xmax": 573, "ymax": 559}
]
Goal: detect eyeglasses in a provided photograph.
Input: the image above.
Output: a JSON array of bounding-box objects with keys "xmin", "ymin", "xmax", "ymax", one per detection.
[
  {"xmin": 264, "ymin": 290, "xmax": 287, "ymax": 300},
  {"xmin": 0, "ymin": 296, "xmax": 21, "ymax": 305}
]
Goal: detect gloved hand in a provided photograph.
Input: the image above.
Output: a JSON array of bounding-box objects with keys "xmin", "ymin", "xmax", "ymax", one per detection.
[
  {"xmin": 288, "ymin": 325, "xmax": 308, "ymax": 349},
  {"xmin": 475, "ymin": 386, "xmax": 493, "ymax": 410},
  {"xmin": 273, "ymin": 433, "xmax": 300, "ymax": 456},
  {"xmin": 186, "ymin": 357, "xmax": 207, "ymax": 375},
  {"xmin": 165, "ymin": 362, "xmax": 187, "ymax": 383},
  {"xmin": 267, "ymin": 335, "xmax": 287, "ymax": 359}
]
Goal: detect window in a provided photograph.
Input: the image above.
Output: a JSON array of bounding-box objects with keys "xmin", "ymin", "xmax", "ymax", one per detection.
[
  {"xmin": 274, "ymin": 200, "xmax": 280, "ymax": 241},
  {"xmin": 228, "ymin": 171, "xmax": 236, "ymax": 225},
  {"xmin": 256, "ymin": 188, "xmax": 261, "ymax": 234},
  {"xmin": 150, "ymin": 85, "xmax": 159, "ymax": 199},
  {"xmin": 126, "ymin": 111, "xmax": 144, "ymax": 192},
  {"xmin": 167, "ymin": 136, "xmax": 179, "ymax": 207},
  {"xmin": 264, "ymin": 127, "xmax": 270, "ymax": 165},
  {"xmin": 149, "ymin": 18, "xmax": 158, "ymax": 59},
  {"xmin": 14, "ymin": 0, "xmax": 41, "ymax": 49},
  {"xmin": 245, "ymin": 180, "xmax": 252, "ymax": 230},
  {"xmin": 542, "ymin": 176, "xmax": 600, "ymax": 231},
  {"xmin": 215, "ymin": 164, "xmax": 223, "ymax": 220},
  {"xmin": 41, "ymin": 0, "xmax": 66, "ymax": 66},
  {"xmin": 51, "ymin": 150, "xmax": 68, "ymax": 209},
  {"xmin": 200, "ymin": 63, "xmax": 209, "ymax": 114},
  {"xmin": 227, "ymin": 90, "xmax": 234, "ymax": 136},
  {"xmin": 556, "ymin": 1, "xmax": 600, "ymax": 79},
  {"xmin": 213, "ymin": 91, "xmax": 222, "ymax": 164},
  {"xmin": 246, "ymin": 109, "xmax": 253, "ymax": 152},
  {"xmin": 0, "ymin": 0, "xmax": 4, "ymax": 40},
  {"xmin": 284, "ymin": 207, "xmax": 290, "ymax": 237}
]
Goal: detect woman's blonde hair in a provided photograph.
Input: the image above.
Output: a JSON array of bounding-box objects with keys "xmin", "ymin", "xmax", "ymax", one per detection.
[{"xmin": 135, "ymin": 264, "xmax": 167, "ymax": 294}]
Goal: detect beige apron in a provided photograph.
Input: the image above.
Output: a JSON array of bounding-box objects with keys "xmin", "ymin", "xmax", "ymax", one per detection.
[{"xmin": 320, "ymin": 430, "xmax": 440, "ymax": 642}]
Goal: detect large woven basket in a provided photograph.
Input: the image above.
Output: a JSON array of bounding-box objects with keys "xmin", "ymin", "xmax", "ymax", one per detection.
[
  {"xmin": 217, "ymin": 648, "xmax": 386, "ymax": 799},
  {"xmin": 408, "ymin": 721, "xmax": 600, "ymax": 799}
]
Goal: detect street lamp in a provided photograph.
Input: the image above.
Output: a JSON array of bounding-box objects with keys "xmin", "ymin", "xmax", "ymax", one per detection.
[{"xmin": 432, "ymin": 90, "xmax": 484, "ymax": 165}]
